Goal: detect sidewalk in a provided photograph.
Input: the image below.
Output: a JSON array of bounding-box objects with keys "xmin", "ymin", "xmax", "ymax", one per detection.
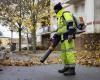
[
  {"xmin": 0, "ymin": 51, "xmax": 61, "ymax": 66},
  {"xmin": 0, "ymin": 64, "xmax": 100, "ymax": 80}
]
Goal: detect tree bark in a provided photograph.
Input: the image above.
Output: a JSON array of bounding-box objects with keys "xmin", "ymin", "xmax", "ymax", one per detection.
[
  {"xmin": 18, "ymin": 27, "xmax": 22, "ymax": 51},
  {"xmin": 30, "ymin": 0, "xmax": 37, "ymax": 53},
  {"xmin": 26, "ymin": 31, "xmax": 29, "ymax": 50},
  {"xmin": 18, "ymin": 0, "xmax": 22, "ymax": 51},
  {"xmin": 31, "ymin": 25, "xmax": 36, "ymax": 53}
]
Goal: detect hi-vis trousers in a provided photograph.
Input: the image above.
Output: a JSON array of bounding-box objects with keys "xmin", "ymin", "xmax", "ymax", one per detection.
[{"xmin": 60, "ymin": 39, "xmax": 76, "ymax": 66}]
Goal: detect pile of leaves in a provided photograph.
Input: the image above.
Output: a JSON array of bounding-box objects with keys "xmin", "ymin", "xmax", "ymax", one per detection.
[
  {"xmin": 0, "ymin": 51, "xmax": 61, "ymax": 66},
  {"xmin": 1, "ymin": 50, "xmax": 100, "ymax": 67},
  {"xmin": 76, "ymin": 50, "xmax": 100, "ymax": 67}
]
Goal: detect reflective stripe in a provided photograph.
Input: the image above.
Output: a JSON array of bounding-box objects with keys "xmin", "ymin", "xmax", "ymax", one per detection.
[
  {"xmin": 68, "ymin": 35, "xmax": 73, "ymax": 39},
  {"xmin": 66, "ymin": 20, "xmax": 73, "ymax": 23},
  {"xmin": 69, "ymin": 26, "xmax": 74, "ymax": 29},
  {"xmin": 61, "ymin": 34, "xmax": 64, "ymax": 40},
  {"xmin": 62, "ymin": 48, "xmax": 76, "ymax": 52}
]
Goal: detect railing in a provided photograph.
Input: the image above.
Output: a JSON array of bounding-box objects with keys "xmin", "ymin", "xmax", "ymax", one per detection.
[
  {"xmin": 36, "ymin": 26, "xmax": 50, "ymax": 35},
  {"xmin": 66, "ymin": 0, "xmax": 84, "ymax": 4}
]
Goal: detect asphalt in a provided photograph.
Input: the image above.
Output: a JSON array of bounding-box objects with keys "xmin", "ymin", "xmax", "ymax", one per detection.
[{"xmin": 0, "ymin": 64, "xmax": 100, "ymax": 80}]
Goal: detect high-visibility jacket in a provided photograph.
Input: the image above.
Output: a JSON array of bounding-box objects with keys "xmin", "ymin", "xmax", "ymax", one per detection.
[
  {"xmin": 56, "ymin": 9, "xmax": 75, "ymax": 40},
  {"xmin": 56, "ymin": 9, "xmax": 76, "ymax": 64}
]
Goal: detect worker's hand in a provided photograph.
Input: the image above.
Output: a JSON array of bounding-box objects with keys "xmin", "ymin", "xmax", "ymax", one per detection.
[{"xmin": 53, "ymin": 33, "xmax": 58, "ymax": 38}]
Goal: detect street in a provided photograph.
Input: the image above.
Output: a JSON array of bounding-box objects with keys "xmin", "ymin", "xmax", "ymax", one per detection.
[{"xmin": 0, "ymin": 64, "xmax": 100, "ymax": 80}]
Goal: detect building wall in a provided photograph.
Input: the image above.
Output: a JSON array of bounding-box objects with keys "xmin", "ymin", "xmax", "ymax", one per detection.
[
  {"xmin": 94, "ymin": 0, "xmax": 100, "ymax": 33},
  {"xmin": 85, "ymin": 0, "xmax": 94, "ymax": 33},
  {"xmin": 65, "ymin": 0, "xmax": 100, "ymax": 33}
]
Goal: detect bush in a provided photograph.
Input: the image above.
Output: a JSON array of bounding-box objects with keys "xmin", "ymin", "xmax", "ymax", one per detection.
[
  {"xmin": 36, "ymin": 46, "xmax": 47, "ymax": 50},
  {"xmin": 29, "ymin": 46, "xmax": 33, "ymax": 50},
  {"xmin": 29, "ymin": 46, "xmax": 47, "ymax": 50},
  {"xmin": 22, "ymin": 46, "xmax": 47, "ymax": 50},
  {"xmin": 22, "ymin": 47, "xmax": 27, "ymax": 50}
]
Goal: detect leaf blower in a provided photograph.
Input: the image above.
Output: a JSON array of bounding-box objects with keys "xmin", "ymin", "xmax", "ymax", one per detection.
[{"xmin": 40, "ymin": 34, "xmax": 61, "ymax": 63}]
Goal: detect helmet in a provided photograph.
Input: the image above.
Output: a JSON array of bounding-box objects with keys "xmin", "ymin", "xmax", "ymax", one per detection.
[{"xmin": 54, "ymin": 2, "xmax": 62, "ymax": 13}]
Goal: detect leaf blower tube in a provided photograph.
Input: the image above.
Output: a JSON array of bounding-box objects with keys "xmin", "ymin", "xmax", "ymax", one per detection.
[{"xmin": 40, "ymin": 34, "xmax": 61, "ymax": 63}]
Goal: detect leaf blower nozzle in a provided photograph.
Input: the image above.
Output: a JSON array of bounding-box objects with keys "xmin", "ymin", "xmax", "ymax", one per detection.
[{"xmin": 40, "ymin": 34, "xmax": 61, "ymax": 63}]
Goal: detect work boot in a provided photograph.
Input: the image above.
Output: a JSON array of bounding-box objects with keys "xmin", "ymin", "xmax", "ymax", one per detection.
[
  {"xmin": 63, "ymin": 67, "xmax": 75, "ymax": 75},
  {"xmin": 58, "ymin": 67, "xmax": 69, "ymax": 73}
]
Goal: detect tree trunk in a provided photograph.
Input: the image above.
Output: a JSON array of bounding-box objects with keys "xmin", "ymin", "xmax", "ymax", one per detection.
[
  {"xmin": 11, "ymin": 30, "xmax": 13, "ymax": 44},
  {"xmin": 10, "ymin": 30, "xmax": 13, "ymax": 51},
  {"xmin": 31, "ymin": 26, "xmax": 36, "ymax": 53},
  {"xmin": 18, "ymin": 0, "xmax": 22, "ymax": 51},
  {"xmin": 30, "ymin": 0, "xmax": 37, "ymax": 53},
  {"xmin": 19, "ymin": 27, "xmax": 22, "ymax": 51},
  {"xmin": 26, "ymin": 31, "xmax": 29, "ymax": 50}
]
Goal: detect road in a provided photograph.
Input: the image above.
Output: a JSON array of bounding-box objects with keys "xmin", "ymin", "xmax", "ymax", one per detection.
[{"xmin": 0, "ymin": 64, "xmax": 100, "ymax": 80}]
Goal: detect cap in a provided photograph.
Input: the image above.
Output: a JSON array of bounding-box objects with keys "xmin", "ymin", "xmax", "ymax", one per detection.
[{"xmin": 54, "ymin": 2, "xmax": 62, "ymax": 11}]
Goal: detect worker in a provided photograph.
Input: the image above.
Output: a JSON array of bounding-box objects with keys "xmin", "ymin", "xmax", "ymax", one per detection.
[{"xmin": 54, "ymin": 2, "xmax": 76, "ymax": 75}]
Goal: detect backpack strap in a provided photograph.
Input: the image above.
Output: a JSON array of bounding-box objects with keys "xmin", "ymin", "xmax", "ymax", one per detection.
[
  {"xmin": 62, "ymin": 11, "xmax": 78, "ymax": 28},
  {"xmin": 61, "ymin": 11, "xmax": 76, "ymax": 39},
  {"xmin": 61, "ymin": 11, "xmax": 70, "ymax": 23}
]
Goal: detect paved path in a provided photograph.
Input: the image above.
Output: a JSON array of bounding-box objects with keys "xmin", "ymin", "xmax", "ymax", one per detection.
[{"xmin": 0, "ymin": 64, "xmax": 100, "ymax": 80}]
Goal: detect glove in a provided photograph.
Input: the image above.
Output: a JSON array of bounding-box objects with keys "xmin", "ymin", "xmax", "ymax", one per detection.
[{"xmin": 53, "ymin": 33, "xmax": 59, "ymax": 38}]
